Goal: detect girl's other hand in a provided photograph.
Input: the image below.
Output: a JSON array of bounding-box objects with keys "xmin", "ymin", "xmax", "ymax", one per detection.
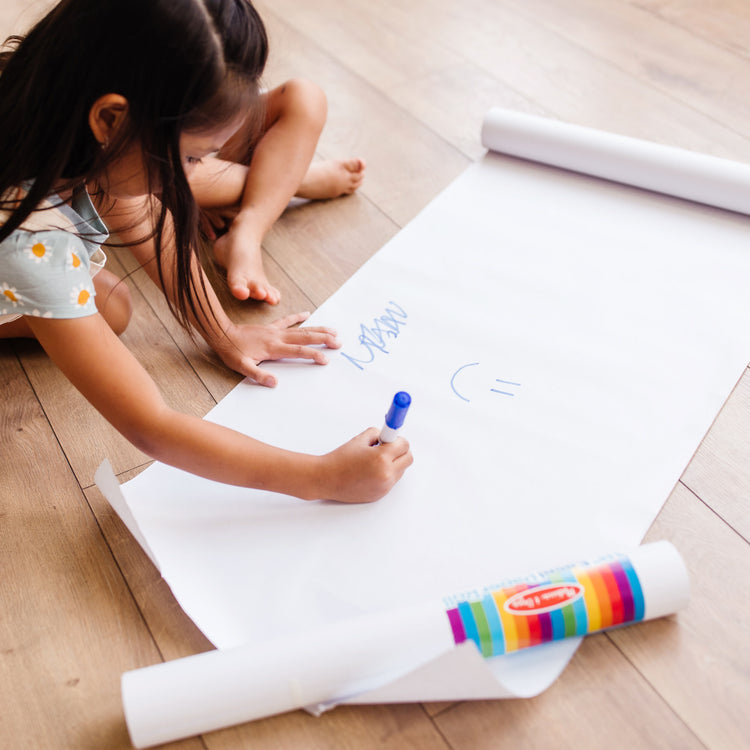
[
  {"xmin": 215, "ymin": 312, "xmax": 340, "ymax": 386},
  {"xmin": 318, "ymin": 428, "xmax": 413, "ymax": 503}
]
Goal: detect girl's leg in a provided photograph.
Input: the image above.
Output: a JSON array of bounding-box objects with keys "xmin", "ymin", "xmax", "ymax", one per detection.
[
  {"xmin": 0, "ymin": 269, "xmax": 132, "ymax": 339},
  {"xmin": 189, "ymin": 79, "xmax": 366, "ymax": 304},
  {"xmin": 91, "ymin": 269, "xmax": 133, "ymax": 335},
  {"xmin": 295, "ymin": 158, "xmax": 366, "ymax": 201}
]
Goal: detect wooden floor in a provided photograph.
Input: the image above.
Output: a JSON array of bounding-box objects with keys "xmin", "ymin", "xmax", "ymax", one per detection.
[{"xmin": 2, "ymin": 1, "xmax": 749, "ymax": 748}]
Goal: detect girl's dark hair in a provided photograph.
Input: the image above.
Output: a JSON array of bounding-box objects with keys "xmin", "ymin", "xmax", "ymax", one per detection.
[{"xmin": 0, "ymin": 0, "xmax": 268, "ymax": 336}]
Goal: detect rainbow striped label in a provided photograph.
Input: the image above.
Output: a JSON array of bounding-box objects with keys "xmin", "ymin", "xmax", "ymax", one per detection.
[{"xmin": 445, "ymin": 555, "xmax": 645, "ymax": 657}]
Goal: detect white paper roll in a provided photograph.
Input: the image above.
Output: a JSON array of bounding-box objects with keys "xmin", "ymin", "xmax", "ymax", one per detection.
[
  {"xmin": 631, "ymin": 539, "xmax": 691, "ymax": 620},
  {"xmin": 122, "ymin": 600, "xmax": 453, "ymax": 749},
  {"xmin": 481, "ymin": 107, "xmax": 750, "ymax": 215},
  {"xmin": 122, "ymin": 542, "xmax": 689, "ymax": 748}
]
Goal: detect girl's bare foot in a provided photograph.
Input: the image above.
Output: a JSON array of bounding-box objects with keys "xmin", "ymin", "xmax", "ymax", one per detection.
[
  {"xmin": 296, "ymin": 158, "xmax": 366, "ymax": 200},
  {"xmin": 213, "ymin": 229, "xmax": 281, "ymax": 304},
  {"xmin": 210, "ymin": 159, "xmax": 365, "ymax": 304}
]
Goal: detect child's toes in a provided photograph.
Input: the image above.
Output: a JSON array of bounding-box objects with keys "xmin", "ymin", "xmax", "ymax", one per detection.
[
  {"xmin": 248, "ymin": 279, "xmax": 280, "ymax": 305},
  {"xmin": 345, "ymin": 157, "xmax": 366, "ymax": 174},
  {"xmin": 227, "ymin": 275, "xmax": 251, "ymax": 301},
  {"xmin": 264, "ymin": 284, "xmax": 281, "ymax": 305}
]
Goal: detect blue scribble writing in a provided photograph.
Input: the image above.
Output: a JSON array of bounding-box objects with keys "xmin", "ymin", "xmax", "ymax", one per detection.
[{"xmin": 340, "ymin": 301, "xmax": 408, "ymax": 370}]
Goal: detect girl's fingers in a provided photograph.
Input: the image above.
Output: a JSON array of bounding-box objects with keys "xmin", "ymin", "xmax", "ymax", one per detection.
[
  {"xmin": 240, "ymin": 359, "xmax": 278, "ymax": 388},
  {"xmin": 223, "ymin": 318, "xmax": 342, "ymax": 379},
  {"xmin": 270, "ymin": 313, "xmax": 340, "ymax": 347},
  {"xmin": 362, "ymin": 426, "xmax": 381, "ymax": 446},
  {"xmin": 284, "ymin": 329, "xmax": 340, "ymax": 349},
  {"xmin": 272, "ymin": 327, "xmax": 340, "ymax": 351},
  {"xmin": 270, "ymin": 312, "xmax": 311, "ymax": 329},
  {"xmin": 298, "ymin": 325, "xmax": 340, "ymax": 340},
  {"xmin": 274, "ymin": 343, "xmax": 330, "ymax": 364},
  {"xmin": 385, "ymin": 436, "xmax": 411, "ymax": 456}
]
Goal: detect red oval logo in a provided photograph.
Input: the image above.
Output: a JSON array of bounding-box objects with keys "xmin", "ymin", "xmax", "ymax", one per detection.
[{"xmin": 504, "ymin": 583, "xmax": 584, "ymax": 615}]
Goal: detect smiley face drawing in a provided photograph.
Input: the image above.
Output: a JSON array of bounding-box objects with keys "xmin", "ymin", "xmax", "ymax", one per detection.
[{"xmin": 450, "ymin": 361, "xmax": 522, "ymax": 403}]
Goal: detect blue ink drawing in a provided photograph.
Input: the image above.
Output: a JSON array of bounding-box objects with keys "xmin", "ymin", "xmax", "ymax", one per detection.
[
  {"xmin": 491, "ymin": 379, "xmax": 522, "ymax": 397},
  {"xmin": 450, "ymin": 362, "xmax": 479, "ymax": 402},
  {"xmin": 340, "ymin": 301, "xmax": 408, "ymax": 371},
  {"xmin": 450, "ymin": 362, "xmax": 522, "ymax": 402}
]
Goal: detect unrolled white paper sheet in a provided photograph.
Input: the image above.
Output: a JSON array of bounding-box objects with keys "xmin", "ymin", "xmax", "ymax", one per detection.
[{"xmin": 98, "ymin": 108, "xmax": 750, "ymax": 739}]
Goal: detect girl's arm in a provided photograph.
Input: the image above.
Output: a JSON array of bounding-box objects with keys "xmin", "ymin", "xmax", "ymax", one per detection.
[
  {"xmin": 101, "ymin": 194, "xmax": 337, "ymax": 387},
  {"xmin": 27, "ymin": 313, "xmax": 411, "ymax": 501}
]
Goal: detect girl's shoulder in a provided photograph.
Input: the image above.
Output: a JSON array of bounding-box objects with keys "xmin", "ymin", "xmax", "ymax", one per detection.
[
  {"xmin": 0, "ymin": 225, "xmax": 98, "ymax": 320},
  {"xmin": 1, "ymin": 222, "xmax": 91, "ymax": 266}
]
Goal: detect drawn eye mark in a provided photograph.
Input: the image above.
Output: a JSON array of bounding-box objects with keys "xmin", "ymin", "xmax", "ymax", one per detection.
[{"xmin": 491, "ymin": 379, "xmax": 522, "ymax": 397}]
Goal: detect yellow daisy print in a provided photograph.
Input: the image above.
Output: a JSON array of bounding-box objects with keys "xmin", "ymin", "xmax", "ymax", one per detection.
[
  {"xmin": 1, "ymin": 282, "xmax": 23, "ymax": 307},
  {"xmin": 70, "ymin": 283, "xmax": 94, "ymax": 308},
  {"xmin": 24, "ymin": 240, "xmax": 50, "ymax": 264},
  {"xmin": 67, "ymin": 249, "xmax": 84, "ymax": 271}
]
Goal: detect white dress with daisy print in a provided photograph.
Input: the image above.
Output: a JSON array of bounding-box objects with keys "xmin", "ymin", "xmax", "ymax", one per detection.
[{"xmin": 0, "ymin": 185, "xmax": 108, "ymax": 325}]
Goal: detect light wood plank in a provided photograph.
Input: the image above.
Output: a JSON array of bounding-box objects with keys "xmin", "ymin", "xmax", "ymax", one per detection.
[
  {"xmin": 260, "ymin": 0, "xmax": 542, "ymax": 161},
  {"xmin": 0, "ymin": 0, "xmax": 51, "ymax": 36},
  {"xmin": 630, "ymin": 0, "xmax": 750, "ymax": 59},
  {"xmin": 609, "ymin": 481, "xmax": 750, "ymax": 749},
  {"xmin": 268, "ymin": 0, "xmax": 750, "ymax": 161},
  {"xmin": 0, "ymin": 344, "xmax": 198, "ymax": 749},
  {"xmin": 504, "ymin": 0, "xmax": 750, "ymax": 141},
  {"xmin": 433, "ymin": 634, "xmax": 702, "ymax": 750},
  {"xmin": 202, "ymin": 704, "xmax": 452, "ymax": 750},
  {"xmin": 681, "ymin": 367, "xmax": 750, "ymax": 540}
]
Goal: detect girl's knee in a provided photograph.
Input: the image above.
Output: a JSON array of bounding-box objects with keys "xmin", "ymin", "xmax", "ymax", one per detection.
[
  {"xmin": 95, "ymin": 271, "xmax": 133, "ymax": 336},
  {"xmin": 285, "ymin": 78, "xmax": 328, "ymax": 132},
  {"xmin": 111, "ymin": 282, "xmax": 133, "ymax": 336}
]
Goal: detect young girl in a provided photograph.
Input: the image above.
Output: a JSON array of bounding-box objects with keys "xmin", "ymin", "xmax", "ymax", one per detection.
[{"xmin": 0, "ymin": 0, "xmax": 412, "ymax": 502}]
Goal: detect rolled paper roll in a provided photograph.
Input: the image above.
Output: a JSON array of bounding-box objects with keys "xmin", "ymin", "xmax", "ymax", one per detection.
[
  {"xmin": 122, "ymin": 541, "xmax": 688, "ymax": 748},
  {"xmin": 122, "ymin": 600, "xmax": 453, "ymax": 749},
  {"xmin": 481, "ymin": 107, "xmax": 750, "ymax": 215}
]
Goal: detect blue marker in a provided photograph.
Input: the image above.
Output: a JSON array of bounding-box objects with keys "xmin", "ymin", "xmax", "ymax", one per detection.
[{"xmin": 379, "ymin": 391, "xmax": 411, "ymax": 443}]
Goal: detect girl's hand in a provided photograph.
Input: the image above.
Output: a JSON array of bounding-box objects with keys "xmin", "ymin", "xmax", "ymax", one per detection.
[
  {"xmin": 214, "ymin": 312, "xmax": 340, "ymax": 386},
  {"xmin": 199, "ymin": 206, "xmax": 239, "ymax": 240},
  {"xmin": 318, "ymin": 428, "xmax": 413, "ymax": 503}
]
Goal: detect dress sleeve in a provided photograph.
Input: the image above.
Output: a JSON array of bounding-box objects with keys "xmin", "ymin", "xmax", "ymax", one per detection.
[{"xmin": 0, "ymin": 230, "xmax": 98, "ymax": 319}]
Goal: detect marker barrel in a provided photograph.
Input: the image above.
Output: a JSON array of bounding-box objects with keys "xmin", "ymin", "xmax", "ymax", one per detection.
[{"xmin": 380, "ymin": 391, "xmax": 411, "ymax": 443}]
